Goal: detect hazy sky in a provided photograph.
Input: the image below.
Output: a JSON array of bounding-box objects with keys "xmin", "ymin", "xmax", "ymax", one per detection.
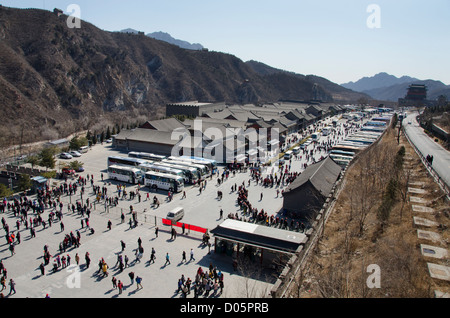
[{"xmin": 2, "ymin": 0, "xmax": 449, "ymax": 85}]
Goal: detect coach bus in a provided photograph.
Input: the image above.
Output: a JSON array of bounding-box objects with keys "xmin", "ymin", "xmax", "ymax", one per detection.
[
  {"xmin": 181, "ymin": 156, "xmax": 218, "ymax": 173},
  {"xmin": 128, "ymin": 151, "xmax": 166, "ymax": 162},
  {"xmin": 108, "ymin": 165, "xmax": 143, "ymax": 184},
  {"xmin": 166, "ymin": 157, "xmax": 210, "ymax": 179},
  {"xmin": 107, "ymin": 156, "xmax": 147, "ymax": 168},
  {"xmin": 144, "ymin": 171, "xmax": 184, "ymax": 193},
  {"xmin": 139, "ymin": 163, "xmax": 185, "ymax": 180},
  {"xmin": 152, "ymin": 162, "xmax": 199, "ymax": 185},
  {"xmin": 169, "ymin": 156, "xmax": 212, "ymax": 177}
]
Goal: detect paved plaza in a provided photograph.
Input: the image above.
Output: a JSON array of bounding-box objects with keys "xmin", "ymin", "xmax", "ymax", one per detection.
[{"xmin": 0, "ymin": 115, "xmax": 357, "ymax": 298}]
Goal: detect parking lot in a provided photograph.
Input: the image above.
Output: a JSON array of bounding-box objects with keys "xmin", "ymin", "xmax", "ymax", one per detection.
[{"xmin": 0, "ymin": 115, "xmax": 362, "ymax": 298}]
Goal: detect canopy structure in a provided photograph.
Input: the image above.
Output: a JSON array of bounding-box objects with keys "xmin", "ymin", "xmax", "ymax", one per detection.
[{"xmin": 210, "ymin": 219, "xmax": 307, "ymax": 255}]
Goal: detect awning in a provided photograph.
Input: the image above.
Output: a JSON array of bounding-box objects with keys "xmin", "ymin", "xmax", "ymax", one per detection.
[{"xmin": 210, "ymin": 219, "xmax": 307, "ymax": 254}]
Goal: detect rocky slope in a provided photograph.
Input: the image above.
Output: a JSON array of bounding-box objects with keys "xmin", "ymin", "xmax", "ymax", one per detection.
[{"xmin": 0, "ymin": 6, "xmax": 368, "ymax": 146}]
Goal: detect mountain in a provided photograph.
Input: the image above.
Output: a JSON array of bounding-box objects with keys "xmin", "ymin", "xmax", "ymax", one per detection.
[
  {"xmin": 341, "ymin": 72, "xmax": 418, "ymax": 92},
  {"xmin": 0, "ymin": 6, "xmax": 368, "ymax": 147},
  {"xmin": 146, "ymin": 31, "xmax": 204, "ymax": 51},
  {"xmin": 246, "ymin": 60, "xmax": 371, "ymax": 103},
  {"xmin": 342, "ymin": 72, "xmax": 450, "ymax": 101}
]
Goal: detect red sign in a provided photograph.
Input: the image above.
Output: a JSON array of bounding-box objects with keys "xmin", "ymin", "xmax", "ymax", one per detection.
[{"xmin": 162, "ymin": 219, "xmax": 207, "ymax": 233}]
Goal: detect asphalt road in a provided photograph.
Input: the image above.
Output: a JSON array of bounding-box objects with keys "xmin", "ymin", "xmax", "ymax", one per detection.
[{"xmin": 403, "ymin": 112, "xmax": 450, "ymax": 190}]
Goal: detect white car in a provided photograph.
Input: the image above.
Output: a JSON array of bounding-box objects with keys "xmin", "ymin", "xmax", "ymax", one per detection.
[
  {"xmin": 60, "ymin": 152, "xmax": 73, "ymax": 159},
  {"xmin": 70, "ymin": 151, "xmax": 82, "ymax": 157}
]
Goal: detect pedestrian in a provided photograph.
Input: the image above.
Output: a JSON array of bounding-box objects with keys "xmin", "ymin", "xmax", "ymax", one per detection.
[
  {"xmin": 149, "ymin": 248, "xmax": 156, "ymax": 264},
  {"xmin": 75, "ymin": 253, "xmax": 80, "ymax": 266},
  {"xmin": 136, "ymin": 276, "xmax": 143, "ymax": 289},
  {"xmin": 155, "ymin": 226, "xmax": 159, "ymax": 238},
  {"xmin": 120, "ymin": 240, "xmax": 126, "ymax": 252},
  {"xmin": 39, "ymin": 263, "xmax": 45, "ymax": 276},
  {"xmin": 128, "ymin": 271, "xmax": 135, "ymax": 284},
  {"xmin": 112, "ymin": 276, "xmax": 117, "ymax": 289},
  {"xmin": 118, "ymin": 280, "xmax": 123, "ymax": 295},
  {"xmin": 182, "ymin": 251, "xmax": 186, "ymax": 263},
  {"xmin": 164, "ymin": 252, "xmax": 170, "ymax": 266},
  {"xmin": 190, "ymin": 248, "xmax": 195, "ymax": 262},
  {"xmin": 8, "ymin": 279, "xmax": 16, "ymax": 295},
  {"xmin": 85, "ymin": 252, "xmax": 90, "ymax": 268}
]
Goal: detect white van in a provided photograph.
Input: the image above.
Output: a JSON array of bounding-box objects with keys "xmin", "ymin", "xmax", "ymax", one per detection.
[
  {"xmin": 284, "ymin": 150, "xmax": 293, "ymax": 160},
  {"xmin": 167, "ymin": 207, "xmax": 184, "ymax": 223},
  {"xmin": 292, "ymin": 146, "xmax": 300, "ymax": 154},
  {"xmin": 79, "ymin": 146, "xmax": 89, "ymax": 153}
]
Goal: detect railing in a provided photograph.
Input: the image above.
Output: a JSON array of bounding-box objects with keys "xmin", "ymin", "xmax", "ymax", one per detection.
[{"xmin": 402, "ymin": 126, "xmax": 450, "ymax": 199}]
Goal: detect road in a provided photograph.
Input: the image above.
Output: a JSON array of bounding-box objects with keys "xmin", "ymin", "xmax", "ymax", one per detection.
[{"xmin": 403, "ymin": 112, "xmax": 450, "ymax": 191}]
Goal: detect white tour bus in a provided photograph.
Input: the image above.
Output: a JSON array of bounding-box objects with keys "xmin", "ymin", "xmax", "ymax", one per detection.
[
  {"xmin": 164, "ymin": 158, "xmax": 207, "ymax": 180},
  {"xmin": 144, "ymin": 171, "xmax": 184, "ymax": 193},
  {"xmin": 181, "ymin": 156, "xmax": 218, "ymax": 173},
  {"xmin": 108, "ymin": 165, "xmax": 143, "ymax": 184},
  {"xmin": 168, "ymin": 156, "xmax": 212, "ymax": 178},
  {"xmin": 128, "ymin": 151, "xmax": 166, "ymax": 162},
  {"xmin": 107, "ymin": 156, "xmax": 147, "ymax": 168},
  {"xmin": 139, "ymin": 163, "xmax": 185, "ymax": 180},
  {"xmin": 152, "ymin": 161, "xmax": 199, "ymax": 184}
]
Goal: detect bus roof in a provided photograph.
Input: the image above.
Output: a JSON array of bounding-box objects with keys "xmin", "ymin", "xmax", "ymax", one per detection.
[{"xmin": 109, "ymin": 165, "xmax": 141, "ymax": 172}]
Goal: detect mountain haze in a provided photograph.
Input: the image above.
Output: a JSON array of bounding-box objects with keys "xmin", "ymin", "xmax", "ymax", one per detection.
[
  {"xmin": 342, "ymin": 72, "xmax": 450, "ymax": 101},
  {"xmin": 0, "ymin": 6, "xmax": 367, "ymax": 147}
]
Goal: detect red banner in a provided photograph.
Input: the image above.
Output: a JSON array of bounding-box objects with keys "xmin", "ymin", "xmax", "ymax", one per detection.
[{"xmin": 162, "ymin": 219, "xmax": 207, "ymax": 234}]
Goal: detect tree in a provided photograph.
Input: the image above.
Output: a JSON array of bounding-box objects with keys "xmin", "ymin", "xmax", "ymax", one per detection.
[
  {"xmin": 0, "ymin": 184, "xmax": 13, "ymax": 198},
  {"xmin": 18, "ymin": 174, "xmax": 32, "ymax": 192},
  {"xmin": 106, "ymin": 126, "xmax": 111, "ymax": 140},
  {"xmin": 69, "ymin": 160, "xmax": 84, "ymax": 171},
  {"xmin": 26, "ymin": 155, "xmax": 40, "ymax": 169},
  {"xmin": 39, "ymin": 147, "xmax": 57, "ymax": 170}
]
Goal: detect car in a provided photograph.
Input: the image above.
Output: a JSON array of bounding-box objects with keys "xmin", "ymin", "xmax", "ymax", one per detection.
[
  {"xmin": 62, "ymin": 167, "xmax": 75, "ymax": 175},
  {"xmin": 75, "ymin": 166, "xmax": 85, "ymax": 172},
  {"xmin": 106, "ymin": 138, "xmax": 113, "ymax": 143},
  {"xmin": 60, "ymin": 152, "xmax": 73, "ymax": 159},
  {"xmin": 70, "ymin": 151, "xmax": 82, "ymax": 157}
]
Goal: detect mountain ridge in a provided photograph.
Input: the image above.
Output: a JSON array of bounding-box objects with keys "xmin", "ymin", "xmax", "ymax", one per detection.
[
  {"xmin": 342, "ymin": 72, "xmax": 450, "ymax": 101},
  {"xmin": 0, "ymin": 6, "xmax": 368, "ymax": 147},
  {"xmin": 120, "ymin": 28, "xmax": 204, "ymax": 50}
]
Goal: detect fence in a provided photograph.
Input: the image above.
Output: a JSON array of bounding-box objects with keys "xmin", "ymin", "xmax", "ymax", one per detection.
[
  {"xmin": 88, "ymin": 201, "xmax": 208, "ymax": 238},
  {"xmin": 402, "ymin": 126, "xmax": 450, "ymax": 199}
]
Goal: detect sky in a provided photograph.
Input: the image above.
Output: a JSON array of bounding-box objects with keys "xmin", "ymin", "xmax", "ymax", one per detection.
[{"xmin": 2, "ymin": 0, "xmax": 449, "ymax": 85}]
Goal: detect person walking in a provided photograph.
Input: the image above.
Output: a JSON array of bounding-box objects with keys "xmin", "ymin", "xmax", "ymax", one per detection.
[
  {"xmin": 182, "ymin": 251, "xmax": 186, "ymax": 263},
  {"xmin": 128, "ymin": 271, "xmax": 135, "ymax": 285},
  {"xmin": 118, "ymin": 280, "xmax": 123, "ymax": 295},
  {"xmin": 136, "ymin": 276, "xmax": 143, "ymax": 289},
  {"xmin": 155, "ymin": 226, "xmax": 159, "ymax": 238},
  {"xmin": 149, "ymin": 248, "xmax": 156, "ymax": 264},
  {"xmin": 190, "ymin": 248, "xmax": 195, "ymax": 262},
  {"xmin": 8, "ymin": 279, "xmax": 16, "ymax": 295},
  {"xmin": 85, "ymin": 252, "xmax": 90, "ymax": 268},
  {"xmin": 112, "ymin": 276, "xmax": 117, "ymax": 289},
  {"xmin": 164, "ymin": 252, "xmax": 170, "ymax": 266}
]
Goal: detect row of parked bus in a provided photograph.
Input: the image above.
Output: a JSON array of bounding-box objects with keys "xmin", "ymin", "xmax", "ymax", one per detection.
[{"xmin": 106, "ymin": 152, "xmax": 218, "ymax": 193}]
